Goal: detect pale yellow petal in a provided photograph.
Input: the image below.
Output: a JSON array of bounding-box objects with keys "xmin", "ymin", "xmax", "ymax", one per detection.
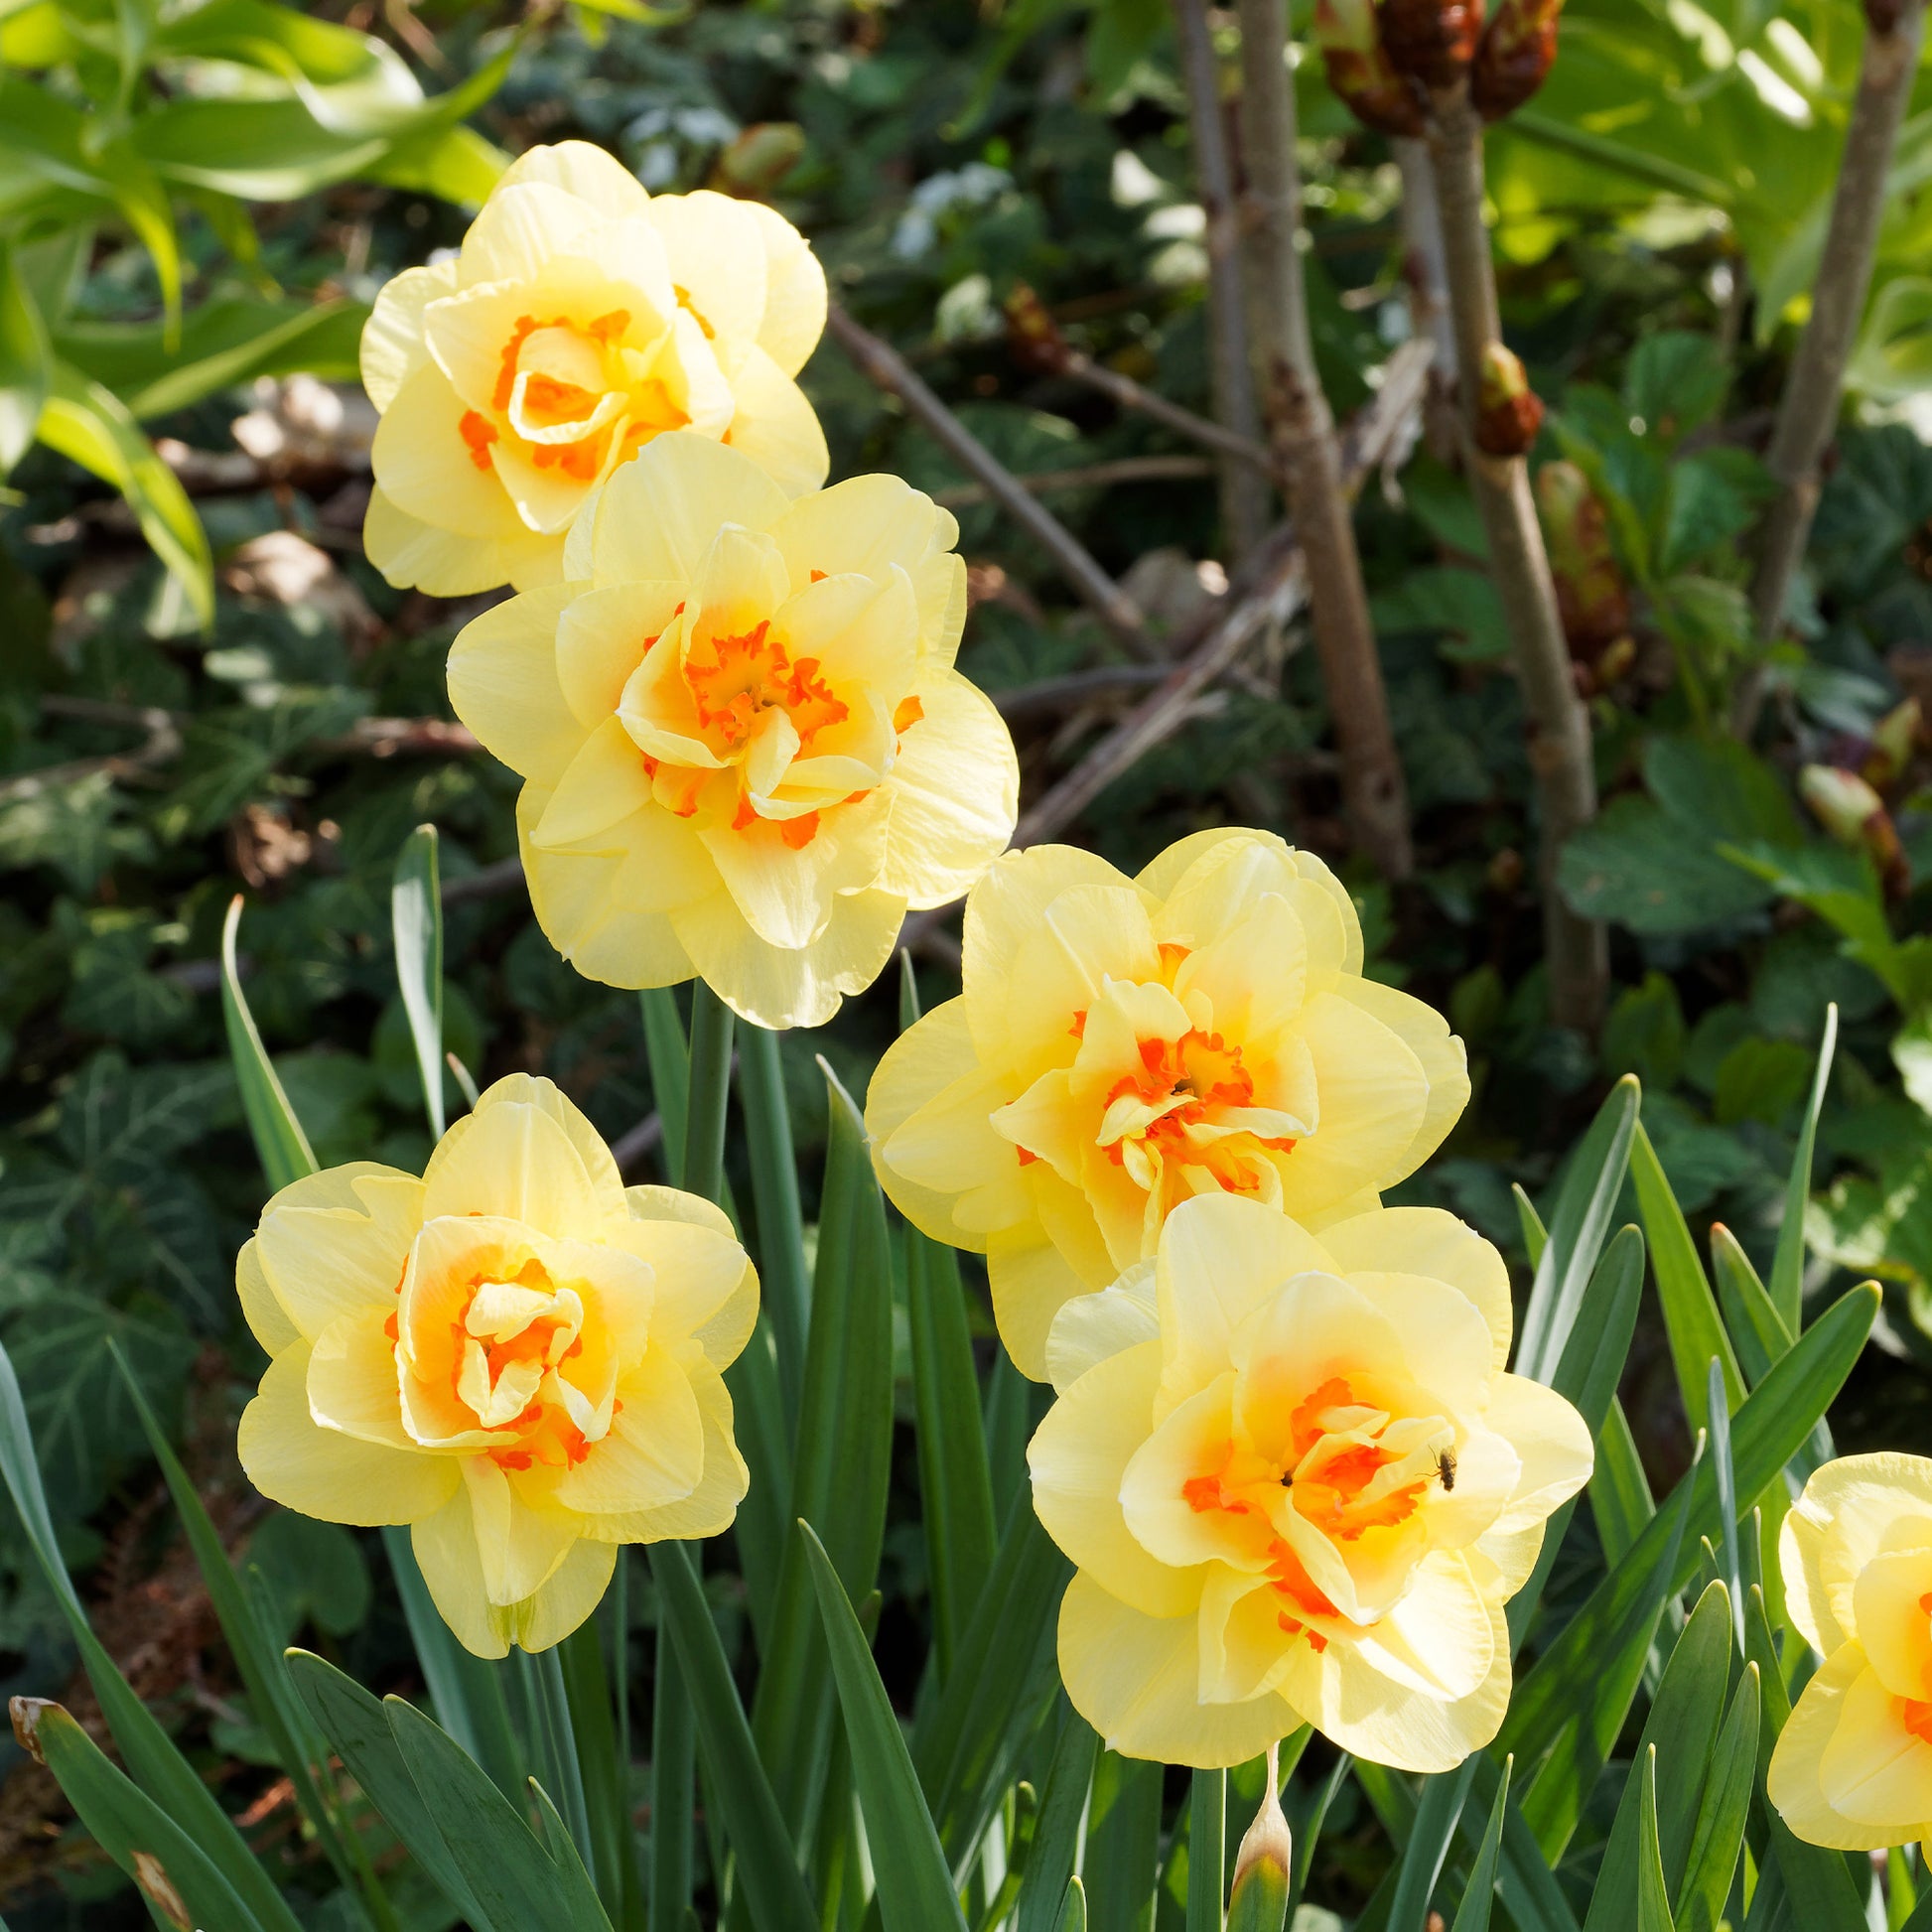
[
  {"xmin": 237, "ymin": 1237, "xmax": 298, "ymax": 1354},
  {"xmin": 1057, "ymin": 1571, "xmax": 1299, "ymax": 1768},
  {"xmin": 1786, "ymin": 1455, "xmax": 1932, "ymax": 1655},
  {"xmin": 459, "ymin": 181, "xmax": 599, "ymax": 286},
  {"xmin": 1030, "ymin": 1339, "xmax": 1199, "ymax": 1618},
  {"xmin": 1854, "ymin": 1546, "xmax": 1932, "ymax": 1703},
  {"xmin": 609, "ymin": 1215, "xmax": 759, "ymax": 1370},
  {"xmin": 495, "ymin": 140, "xmax": 650, "ymax": 218},
  {"xmin": 1482, "ymin": 1372, "xmax": 1596, "ymax": 1534},
  {"xmin": 622, "ymin": 1185, "xmax": 736, "ymax": 1241},
  {"xmin": 362, "ymin": 486, "xmax": 562, "ymax": 598},
  {"xmin": 239, "ymin": 1343, "xmax": 457, "ymax": 1528},
  {"xmin": 724, "ymin": 344, "xmax": 829, "ymax": 498},
  {"xmin": 646, "ymin": 190, "xmax": 769, "ymax": 345},
  {"xmin": 577, "ymin": 1362, "xmax": 748, "ymax": 1542},
  {"xmin": 447, "ymin": 585, "xmax": 585, "ymax": 784},
  {"xmin": 370, "ymin": 364, "xmax": 524, "ymax": 536},
  {"xmin": 988, "ymin": 1215, "xmax": 1101, "ymax": 1383},
  {"xmin": 506, "ymin": 1536, "xmax": 619, "ymax": 1653},
  {"xmin": 461, "ymin": 1456, "xmax": 582, "ymax": 1605},
  {"xmin": 1042, "ymin": 1264, "xmax": 1159, "ymax": 1393},
  {"xmin": 699, "ymin": 798, "xmax": 891, "ymax": 952},
  {"xmin": 553, "ymin": 1344, "xmax": 705, "ymax": 1516},
  {"xmin": 670, "ymin": 879, "xmax": 902, "ymax": 1030},
  {"xmin": 1316, "ymin": 1206, "xmax": 1512, "ymax": 1369},
  {"xmin": 362, "ymin": 260, "xmax": 458, "ymax": 411},
  {"xmin": 1334, "ymin": 978, "xmax": 1471, "ymax": 1176},
  {"xmin": 1770, "ymin": 1645, "xmax": 1917, "ymax": 1851},
  {"xmin": 589, "ymin": 430, "xmax": 789, "ymax": 588},
  {"xmin": 878, "ymin": 672, "xmax": 1017, "ymax": 909},
  {"xmin": 530, "ymin": 715, "xmax": 658, "ymax": 853},
  {"xmin": 467, "ymin": 1074, "xmax": 629, "ymax": 1225},
  {"xmin": 421, "ymin": 1085, "xmax": 610, "ymax": 1237},
  {"xmin": 557, "ymin": 581, "xmax": 690, "ymax": 729},
  {"xmin": 255, "ymin": 1163, "xmax": 425, "ymax": 1342},
  {"xmin": 307, "ymin": 1311, "xmax": 413, "ymax": 1449},
  {"xmin": 1133, "ymin": 827, "xmax": 1291, "ymax": 903},
  {"xmin": 1819, "ymin": 1647, "xmax": 1932, "ymax": 1828},
  {"xmin": 746, "ymin": 199, "xmax": 826, "ymax": 377},
  {"xmin": 961, "ymin": 844, "xmax": 1135, "ymax": 1034}
]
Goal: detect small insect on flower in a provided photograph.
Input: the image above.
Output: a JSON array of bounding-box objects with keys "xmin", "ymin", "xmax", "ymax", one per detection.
[{"xmin": 1437, "ymin": 1448, "xmax": 1458, "ymax": 1493}]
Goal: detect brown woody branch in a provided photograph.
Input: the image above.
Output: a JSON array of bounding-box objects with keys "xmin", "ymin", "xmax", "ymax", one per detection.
[
  {"xmin": 1427, "ymin": 87, "xmax": 1606, "ymax": 1031},
  {"xmin": 1051, "ymin": 351, "xmax": 1279, "ymax": 475},
  {"xmin": 1736, "ymin": 0, "xmax": 1928, "ymax": 737},
  {"xmin": 1237, "ymin": 0, "xmax": 1415, "ymax": 880},
  {"xmin": 931, "ymin": 454, "xmax": 1215, "ymax": 508},
  {"xmin": 825, "ymin": 304, "xmax": 1159, "ymax": 661}
]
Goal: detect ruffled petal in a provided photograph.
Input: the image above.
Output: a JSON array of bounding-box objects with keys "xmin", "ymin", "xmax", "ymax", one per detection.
[
  {"xmin": 877, "ymin": 671, "xmax": 1017, "ymax": 909},
  {"xmin": 255, "ymin": 1163, "xmax": 425, "ymax": 1342},
  {"xmin": 448, "ymin": 586, "xmax": 586, "ymax": 785},
  {"xmin": 362, "ymin": 260, "xmax": 459, "ymax": 411},
  {"xmin": 1770, "ymin": 1644, "xmax": 1919, "ymax": 1851},
  {"xmin": 1316, "ymin": 1206, "xmax": 1512, "ymax": 1369}
]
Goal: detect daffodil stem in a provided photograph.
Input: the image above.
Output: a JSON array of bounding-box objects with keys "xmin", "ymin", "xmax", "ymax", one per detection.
[
  {"xmin": 649, "ymin": 1619, "xmax": 695, "ymax": 1927},
  {"xmin": 640, "ymin": 990, "xmax": 692, "ymax": 1187},
  {"xmin": 737, "ymin": 1021, "xmax": 808, "ymax": 1429},
  {"xmin": 683, "ymin": 983, "xmax": 736, "ymax": 1208},
  {"xmin": 1188, "ymin": 1766, "xmax": 1227, "ymax": 1930}
]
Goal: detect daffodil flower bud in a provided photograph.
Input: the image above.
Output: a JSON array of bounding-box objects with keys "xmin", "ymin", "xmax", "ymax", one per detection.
[{"xmin": 1228, "ymin": 1776, "xmax": 1293, "ymax": 1932}]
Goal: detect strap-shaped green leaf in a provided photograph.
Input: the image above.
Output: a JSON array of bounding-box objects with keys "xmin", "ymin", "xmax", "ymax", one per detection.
[
  {"xmin": 1458, "ymin": 1753, "xmax": 1582, "ymax": 1932},
  {"xmin": 391, "ymin": 823, "xmax": 445, "ymax": 1138},
  {"xmin": 801, "ymin": 1522, "xmax": 970, "ymax": 1932},
  {"xmin": 1389, "ymin": 1757, "xmax": 1480, "ymax": 1932},
  {"xmin": 1710, "ymin": 1224, "xmax": 1791, "ymax": 1386},
  {"xmin": 1518, "ymin": 1076, "xmax": 1640, "ymax": 1383},
  {"xmin": 1082, "ymin": 1752, "xmax": 1163, "ymax": 1932},
  {"xmin": 639, "ymin": 989, "xmax": 692, "ymax": 1187},
  {"xmin": 1771, "ymin": 1005, "xmax": 1837, "ymax": 1329},
  {"xmin": 0, "ymin": 240, "xmax": 50, "ymax": 473},
  {"xmin": 385, "ymin": 1695, "xmax": 609, "ymax": 1932},
  {"xmin": 736, "ymin": 1019, "xmax": 809, "ymax": 1426},
  {"xmin": 19, "ymin": 1701, "xmax": 263, "ymax": 1932},
  {"xmin": 285, "ymin": 1649, "xmax": 482, "ymax": 1925},
  {"xmin": 1186, "ymin": 1767, "xmax": 1225, "ymax": 1932},
  {"xmin": 1674, "ymin": 1665, "xmax": 1759, "ymax": 1932},
  {"xmin": 1449, "ymin": 1756, "xmax": 1512, "ymax": 1932},
  {"xmin": 647, "ymin": 1539, "xmax": 818, "ymax": 1932},
  {"xmin": 0, "ymin": 1336, "xmax": 307, "ymax": 1932},
  {"xmin": 1016, "ymin": 1707, "xmax": 1097, "ymax": 1932},
  {"xmin": 1631, "ymin": 1122, "xmax": 1743, "ymax": 1437},
  {"xmin": 1634, "ymin": 1751, "xmax": 1675, "ymax": 1932},
  {"xmin": 560, "ymin": 1621, "xmax": 640, "ymax": 1930},
  {"xmin": 220, "ymin": 895, "xmax": 317, "ymax": 1191}
]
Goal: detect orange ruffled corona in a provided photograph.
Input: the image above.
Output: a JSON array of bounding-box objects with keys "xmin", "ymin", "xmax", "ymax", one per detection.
[
  {"xmin": 447, "ymin": 431, "xmax": 1018, "ymax": 1029},
  {"xmin": 867, "ymin": 832, "xmax": 1471, "ymax": 1378},
  {"xmin": 360, "ymin": 140, "xmax": 828, "ymax": 596},
  {"xmin": 1029, "ymin": 1193, "xmax": 1592, "ymax": 1769},
  {"xmin": 235, "ymin": 1076, "xmax": 757, "ymax": 1657}
]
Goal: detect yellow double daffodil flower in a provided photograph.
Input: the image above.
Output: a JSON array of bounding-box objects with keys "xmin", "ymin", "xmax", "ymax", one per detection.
[
  {"xmin": 1030, "ymin": 1193, "xmax": 1592, "ymax": 1768},
  {"xmin": 236, "ymin": 1076, "xmax": 756, "ymax": 1657},
  {"xmin": 361, "ymin": 140, "xmax": 827, "ymax": 595},
  {"xmin": 868, "ymin": 830, "xmax": 1470, "ymax": 1378}
]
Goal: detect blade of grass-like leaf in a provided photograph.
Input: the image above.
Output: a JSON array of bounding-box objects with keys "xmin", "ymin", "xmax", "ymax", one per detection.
[
  {"xmin": 285, "ymin": 1650, "xmax": 484, "ymax": 1926},
  {"xmin": 386, "ymin": 1696, "xmax": 608, "ymax": 1932},
  {"xmin": 1710, "ymin": 1226, "xmax": 1790, "ymax": 1385},
  {"xmin": 801, "ymin": 1522, "xmax": 971, "ymax": 1932},
  {"xmin": 1017, "ymin": 1707, "xmax": 1097, "ymax": 1932},
  {"xmin": 1449, "ymin": 1756, "xmax": 1511, "ymax": 1932},
  {"xmin": 1503, "ymin": 1281, "xmax": 1876, "ymax": 1774},
  {"xmin": 1590, "ymin": 1396, "xmax": 1656, "ymax": 1566},
  {"xmin": 1631, "ymin": 1123, "xmax": 1743, "ymax": 1438},
  {"xmin": 1707, "ymin": 1361, "xmax": 1745, "ymax": 1648},
  {"xmin": 1388, "ymin": 1758, "xmax": 1478, "ymax": 1932},
  {"xmin": 1187, "ymin": 1768, "xmax": 1225, "ymax": 1932},
  {"xmin": 907, "ymin": 1230, "xmax": 998, "ymax": 1685},
  {"xmin": 1579, "ymin": 1581, "xmax": 1732, "ymax": 1923},
  {"xmin": 1634, "ymin": 1751, "xmax": 1675, "ymax": 1932},
  {"xmin": 640, "ymin": 990, "xmax": 691, "ymax": 1187},
  {"xmin": 913, "ymin": 1502, "xmax": 1069, "ymax": 1868},
  {"xmin": 1771, "ymin": 1006, "xmax": 1837, "ymax": 1330},
  {"xmin": 530, "ymin": 1780, "xmax": 617, "ymax": 1932},
  {"xmin": 650, "ymin": 1621, "xmax": 694, "ymax": 1932},
  {"xmin": 1675, "ymin": 1665, "xmax": 1759, "ymax": 1932},
  {"xmin": 737, "ymin": 1020, "xmax": 808, "ymax": 1429},
  {"xmin": 379, "ymin": 1526, "xmax": 523, "ymax": 1803},
  {"xmin": 753, "ymin": 1061, "xmax": 895, "ymax": 1847},
  {"xmin": 1514, "ymin": 1451, "xmax": 1699, "ymax": 1852},
  {"xmin": 111, "ymin": 1345, "xmax": 369, "ymax": 1912},
  {"xmin": 221, "ymin": 895, "xmax": 316, "ymax": 1190},
  {"xmin": 1518, "ymin": 1076, "xmax": 1640, "ymax": 1383},
  {"xmin": 984, "ymin": 1350, "xmax": 1033, "ymax": 1528},
  {"xmin": 648, "ymin": 1539, "xmax": 818, "ymax": 1932},
  {"xmin": 683, "ymin": 982, "xmax": 734, "ymax": 1207},
  {"xmin": 14, "ymin": 1702, "xmax": 262, "ymax": 1932},
  {"xmin": 392, "ymin": 824, "xmax": 445, "ymax": 1138},
  {"xmin": 1084, "ymin": 1753, "xmax": 1162, "ymax": 1932},
  {"xmin": 1509, "ymin": 1225, "xmax": 1646, "ymax": 1651},
  {"xmin": 1458, "ymin": 1753, "xmax": 1581, "ymax": 1932},
  {"xmin": 1287, "ymin": 1749, "xmax": 1351, "ymax": 1923},
  {"xmin": 1742, "ymin": 1585, "xmax": 1870, "ymax": 1932},
  {"xmin": 1514, "ymin": 1184, "xmax": 1549, "ymax": 1270},
  {"xmin": 0, "ymin": 1337, "xmax": 306, "ymax": 1932},
  {"xmin": 1057, "ymin": 1877, "xmax": 1087, "ymax": 1932},
  {"xmin": 447, "ymin": 1049, "xmax": 483, "ymax": 1111},
  {"xmin": 1890, "ymin": 1850, "xmax": 1919, "ymax": 1932},
  {"xmin": 561, "ymin": 1622, "xmax": 637, "ymax": 1930}
]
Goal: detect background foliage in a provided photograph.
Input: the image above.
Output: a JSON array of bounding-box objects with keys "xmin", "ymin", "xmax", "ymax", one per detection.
[{"xmin": 2, "ymin": 0, "xmax": 1931, "ymax": 1924}]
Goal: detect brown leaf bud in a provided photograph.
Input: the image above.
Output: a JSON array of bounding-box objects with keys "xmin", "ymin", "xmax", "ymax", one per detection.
[
  {"xmin": 1863, "ymin": 696, "xmax": 1922, "ymax": 791},
  {"xmin": 1471, "ymin": 0, "xmax": 1565, "ymax": 118},
  {"xmin": 1381, "ymin": 0, "xmax": 1485, "ymax": 89},
  {"xmin": 1474, "ymin": 341, "xmax": 1544, "ymax": 457},
  {"xmin": 1004, "ymin": 282, "xmax": 1070, "ymax": 376},
  {"xmin": 1313, "ymin": 0, "xmax": 1430, "ymax": 135},
  {"xmin": 1800, "ymin": 764, "xmax": 1911, "ymax": 899},
  {"xmin": 711, "ymin": 122, "xmax": 806, "ymax": 198},
  {"xmin": 1536, "ymin": 459, "xmax": 1631, "ymax": 659}
]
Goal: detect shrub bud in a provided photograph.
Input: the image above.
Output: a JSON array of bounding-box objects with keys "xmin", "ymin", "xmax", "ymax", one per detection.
[
  {"xmin": 1474, "ymin": 342, "xmax": 1544, "ymax": 457},
  {"xmin": 1381, "ymin": 0, "xmax": 1485, "ymax": 89},
  {"xmin": 1863, "ymin": 696, "xmax": 1922, "ymax": 791},
  {"xmin": 1313, "ymin": 0, "xmax": 1430, "ymax": 136},
  {"xmin": 712, "ymin": 122, "xmax": 806, "ymax": 197},
  {"xmin": 1537, "ymin": 459, "xmax": 1632, "ymax": 667},
  {"xmin": 1800, "ymin": 764, "xmax": 1911, "ymax": 899},
  {"xmin": 1005, "ymin": 281, "xmax": 1070, "ymax": 376},
  {"xmin": 1472, "ymin": 0, "xmax": 1565, "ymax": 118}
]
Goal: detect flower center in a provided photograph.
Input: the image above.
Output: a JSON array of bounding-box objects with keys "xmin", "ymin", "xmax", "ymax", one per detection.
[{"xmin": 685, "ymin": 620, "xmax": 849, "ymax": 753}]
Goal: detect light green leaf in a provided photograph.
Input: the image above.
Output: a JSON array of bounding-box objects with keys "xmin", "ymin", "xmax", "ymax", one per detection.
[
  {"xmin": 1674, "ymin": 1666, "xmax": 1759, "ymax": 1932},
  {"xmin": 802, "ymin": 1522, "xmax": 971, "ymax": 1932},
  {"xmin": 37, "ymin": 360, "xmax": 211, "ymax": 626},
  {"xmin": 391, "ymin": 824, "xmax": 445, "ymax": 1138},
  {"xmin": 0, "ymin": 240, "xmax": 49, "ymax": 473},
  {"xmin": 1449, "ymin": 1756, "xmax": 1512, "ymax": 1932},
  {"xmin": 1389, "ymin": 1758, "xmax": 1479, "ymax": 1932},
  {"xmin": 1772, "ymin": 1004, "xmax": 1837, "ymax": 1328},
  {"xmin": 1017, "ymin": 1708, "xmax": 1097, "ymax": 1932},
  {"xmin": 736, "ymin": 1019, "xmax": 808, "ymax": 1427},
  {"xmin": 219, "ymin": 895, "xmax": 317, "ymax": 1192},
  {"xmin": 1635, "ymin": 1751, "xmax": 1675, "ymax": 1932}
]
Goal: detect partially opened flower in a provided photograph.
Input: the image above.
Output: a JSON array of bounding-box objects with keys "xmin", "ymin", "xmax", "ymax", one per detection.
[
  {"xmin": 449, "ymin": 431, "xmax": 1018, "ymax": 1029},
  {"xmin": 236, "ymin": 1075, "xmax": 756, "ymax": 1657},
  {"xmin": 867, "ymin": 832, "xmax": 1470, "ymax": 1378},
  {"xmin": 361, "ymin": 139, "xmax": 827, "ymax": 595},
  {"xmin": 1029, "ymin": 1193, "xmax": 1592, "ymax": 1769},
  {"xmin": 1769, "ymin": 1453, "xmax": 1932, "ymax": 1861}
]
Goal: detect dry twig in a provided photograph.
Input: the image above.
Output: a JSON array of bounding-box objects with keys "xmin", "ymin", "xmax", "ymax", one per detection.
[
  {"xmin": 1051, "ymin": 353, "xmax": 1278, "ymax": 475},
  {"xmin": 931, "ymin": 454, "xmax": 1214, "ymax": 508}
]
